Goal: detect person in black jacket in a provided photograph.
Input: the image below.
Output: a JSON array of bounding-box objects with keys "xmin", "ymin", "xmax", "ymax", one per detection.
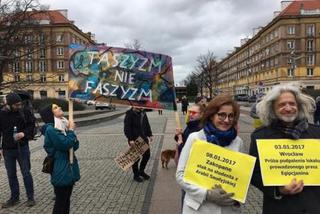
[
  {"xmin": 249, "ymin": 83, "xmax": 320, "ymax": 214},
  {"xmin": 0, "ymin": 92, "xmax": 36, "ymax": 208},
  {"xmin": 124, "ymin": 107, "xmax": 153, "ymax": 182},
  {"xmin": 314, "ymin": 96, "xmax": 320, "ymax": 125}
]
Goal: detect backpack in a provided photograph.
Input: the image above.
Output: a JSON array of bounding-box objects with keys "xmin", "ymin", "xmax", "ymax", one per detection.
[{"xmin": 19, "ymin": 100, "xmax": 41, "ymax": 140}]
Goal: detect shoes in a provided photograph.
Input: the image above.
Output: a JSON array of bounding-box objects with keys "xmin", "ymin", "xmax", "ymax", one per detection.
[
  {"xmin": 2, "ymin": 198, "xmax": 19, "ymax": 208},
  {"xmin": 139, "ymin": 171, "xmax": 150, "ymax": 180},
  {"xmin": 26, "ymin": 199, "xmax": 36, "ymax": 207},
  {"xmin": 133, "ymin": 176, "xmax": 143, "ymax": 183}
]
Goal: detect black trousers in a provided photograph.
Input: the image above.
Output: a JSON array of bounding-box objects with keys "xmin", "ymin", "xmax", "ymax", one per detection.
[
  {"xmin": 53, "ymin": 185, "xmax": 73, "ymax": 214},
  {"xmin": 132, "ymin": 148, "xmax": 150, "ymax": 177}
]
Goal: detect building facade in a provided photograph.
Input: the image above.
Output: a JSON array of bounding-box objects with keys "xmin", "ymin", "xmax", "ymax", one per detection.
[
  {"xmin": 217, "ymin": 0, "xmax": 320, "ymax": 96},
  {"xmin": 1, "ymin": 10, "xmax": 95, "ymax": 99}
]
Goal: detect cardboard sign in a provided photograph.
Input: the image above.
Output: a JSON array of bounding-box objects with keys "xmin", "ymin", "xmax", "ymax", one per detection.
[
  {"xmin": 68, "ymin": 44, "xmax": 175, "ymax": 110},
  {"xmin": 257, "ymin": 139, "xmax": 320, "ymax": 186},
  {"xmin": 183, "ymin": 139, "xmax": 256, "ymax": 203},
  {"xmin": 115, "ymin": 137, "xmax": 149, "ymax": 171}
]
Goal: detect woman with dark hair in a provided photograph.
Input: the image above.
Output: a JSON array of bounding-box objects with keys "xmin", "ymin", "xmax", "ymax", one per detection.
[
  {"xmin": 176, "ymin": 94, "xmax": 243, "ymax": 214},
  {"xmin": 39, "ymin": 104, "xmax": 80, "ymax": 214}
]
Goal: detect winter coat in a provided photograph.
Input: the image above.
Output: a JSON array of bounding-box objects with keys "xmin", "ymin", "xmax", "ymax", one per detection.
[
  {"xmin": 181, "ymin": 98, "xmax": 189, "ymax": 111},
  {"xmin": 0, "ymin": 106, "xmax": 35, "ymax": 150},
  {"xmin": 176, "ymin": 129, "xmax": 244, "ymax": 214},
  {"xmin": 42, "ymin": 124, "xmax": 80, "ymax": 187},
  {"xmin": 249, "ymin": 124, "xmax": 320, "ymax": 214},
  {"xmin": 124, "ymin": 108, "xmax": 152, "ymax": 142}
]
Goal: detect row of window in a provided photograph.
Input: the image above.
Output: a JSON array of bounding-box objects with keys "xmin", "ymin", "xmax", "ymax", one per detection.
[
  {"xmin": 25, "ymin": 90, "xmax": 66, "ymax": 99},
  {"xmin": 11, "ymin": 60, "xmax": 65, "ymax": 73},
  {"xmin": 13, "ymin": 74, "xmax": 65, "ymax": 82},
  {"xmin": 13, "ymin": 47, "xmax": 64, "ymax": 59},
  {"xmin": 287, "ymin": 24, "xmax": 315, "ymax": 36}
]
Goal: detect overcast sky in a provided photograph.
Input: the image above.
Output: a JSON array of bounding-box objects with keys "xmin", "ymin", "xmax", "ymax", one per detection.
[{"xmin": 41, "ymin": 0, "xmax": 281, "ymax": 84}]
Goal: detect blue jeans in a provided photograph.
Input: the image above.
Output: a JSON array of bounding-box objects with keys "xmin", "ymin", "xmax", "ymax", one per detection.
[{"xmin": 3, "ymin": 144, "xmax": 34, "ymax": 200}]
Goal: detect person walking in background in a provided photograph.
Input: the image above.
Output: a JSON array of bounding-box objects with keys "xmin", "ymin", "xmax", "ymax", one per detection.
[
  {"xmin": 314, "ymin": 96, "xmax": 320, "ymax": 125},
  {"xmin": 124, "ymin": 107, "xmax": 153, "ymax": 182},
  {"xmin": 40, "ymin": 104, "xmax": 80, "ymax": 214},
  {"xmin": 181, "ymin": 96, "xmax": 189, "ymax": 115},
  {"xmin": 0, "ymin": 92, "xmax": 35, "ymax": 208},
  {"xmin": 176, "ymin": 94, "xmax": 243, "ymax": 214},
  {"xmin": 249, "ymin": 83, "xmax": 320, "ymax": 214},
  {"xmin": 174, "ymin": 103, "xmax": 205, "ymax": 212}
]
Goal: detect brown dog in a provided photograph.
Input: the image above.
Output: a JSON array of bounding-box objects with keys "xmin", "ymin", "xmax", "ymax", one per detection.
[{"xmin": 161, "ymin": 149, "xmax": 176, "ymax": 169}]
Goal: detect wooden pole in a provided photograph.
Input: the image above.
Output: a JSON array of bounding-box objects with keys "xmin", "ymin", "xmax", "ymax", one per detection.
[{"xmin": 68, "ymin": 100, "xmax": 74, "ymax": 164}]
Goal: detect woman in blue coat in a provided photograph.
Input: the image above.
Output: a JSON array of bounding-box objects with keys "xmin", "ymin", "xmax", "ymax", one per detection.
[{"xmin": 39, "ymin": 104, "xmax": 80, "ymax": 214}]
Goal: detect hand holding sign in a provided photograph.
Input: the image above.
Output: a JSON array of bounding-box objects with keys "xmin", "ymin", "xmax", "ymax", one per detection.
[
  {"xmin": 279, "ymin": 178, "xmax": 304, "ymax": 195},
  {"xmin": 206, "ymin": 184, "xmax": 235, "ymax": 206}
]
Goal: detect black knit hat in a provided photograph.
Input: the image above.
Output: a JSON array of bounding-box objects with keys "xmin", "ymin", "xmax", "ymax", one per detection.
[
  {"xmin": 39, "ymin": 104, "xmax": 54, "ymax": 124},
  {"xmin": 6, "ymin": 92, "xmax": 22, "ymax": 106}
]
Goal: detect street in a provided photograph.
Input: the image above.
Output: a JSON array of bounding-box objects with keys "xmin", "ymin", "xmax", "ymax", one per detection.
[{"xmin": 0, "ymin": 110, "xmax": 263, "ymax": 214}]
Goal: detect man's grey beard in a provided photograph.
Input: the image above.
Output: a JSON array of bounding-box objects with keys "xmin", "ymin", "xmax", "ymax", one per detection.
[{"xmin": 278, "ymin": 113, "xmax": 298, "ymax": 123}]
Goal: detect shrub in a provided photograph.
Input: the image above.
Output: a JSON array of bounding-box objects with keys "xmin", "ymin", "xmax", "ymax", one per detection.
[{"xmin": 32, "ymin": 98, "xmax": 86, "ymax": 112}]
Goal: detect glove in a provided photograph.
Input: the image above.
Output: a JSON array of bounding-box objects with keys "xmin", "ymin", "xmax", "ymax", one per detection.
[{"xmin": 206, "ymin": 184, "xmax": 235, "ymax": 206}]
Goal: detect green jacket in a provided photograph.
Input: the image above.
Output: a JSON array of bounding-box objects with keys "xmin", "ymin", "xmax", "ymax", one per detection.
[{"xmin": 43, "ymin": 124, "xmax": 80, "ymax": 187}]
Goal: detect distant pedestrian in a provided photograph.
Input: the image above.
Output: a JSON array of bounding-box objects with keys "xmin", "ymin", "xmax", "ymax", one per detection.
[
  {"xmin": 124, "ymin": 107, "xmax": 153, "ymax": 182},
  {"xmin": 314, "ymin": 96, "xmax": 320, "ymax": 125},
  {"xmin": 176, "ymin": 94, "xmax": 243, "ymax": 214},
  {"xmin": 40, "ymin": 104, "xmax": 80, "ymax": 214},
  {"xmin": 181, "ymin": 96, "xmax": 189, "ymax": 115},
  {"xmin": 158, "ymin": 109, "xmax": 163, "ymax": 115},
  {"xmin": 250, "ymin": 97, "xmax": 263, "ymax": 129},
  {"xmin": 0, "ymin": 92, "xmax": 36, "ymax": 208}
]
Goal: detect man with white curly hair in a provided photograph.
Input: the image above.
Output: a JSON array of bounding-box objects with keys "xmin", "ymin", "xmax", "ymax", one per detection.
[{"xmin": 249, "ymin": 83, "xmax": 320, "ymax": 214}]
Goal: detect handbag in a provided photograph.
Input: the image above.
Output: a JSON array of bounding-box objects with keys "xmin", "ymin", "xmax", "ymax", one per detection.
[{"xmin": 42, "ymin": 156, "xmax": 54, "ymax": 174}]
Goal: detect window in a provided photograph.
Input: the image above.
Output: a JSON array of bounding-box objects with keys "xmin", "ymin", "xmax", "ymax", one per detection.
[
  {"xmin": 24, "ymin": 35, "xmax": 32, "ymax": 43},
  {"xmin": 14, "ymin": 75, "xmax": 20, "ymax": 82},
  {"xmin": 56, "ymin": 34, "xmax": 63, "ymax": 42},
  {"xmin": 58, "ymin": 74, "xmax": 65, "ymax": 82},
  {"xmin": 287, "ymin": 68, "xmax": 294, "ymax": 77},
  {"xmin": 287, "ymin": 26, "xmax": 295, "ymax": 35},
  {"xmin": 39, "ymin": 48, "xmax": 46, "ymax": 58},
  {"xmin": 307, "ymin": 68, "xmax": 314, "ymax": 76},
  {"xmin": 40, "ymin": 90, "xmax": 47, "ymax": 99},
  {"xmin": 26, "ymin": 48, "xmax": 33, "ymax": 59},
  {"xmin": 287, "ymin": 41, "xmax": 295, "ymax": 49},
  {"xmin": 56, "ymin": 47, "xmax": 64, "ymax": 56},
  {"xmin": 58, "ymin": 91, "xmax": 66, "ymax": 99},
  {"xmin": 39, "ymin": 33, "xmax": 45, "ymax": 44},
  {"xmin": 57, "ymin": 61, "xmax": 64, "ymax": 69},
  {"xmin": 307, "ymin": 40, "xmax": 314, "ymax": 51},
  {"xmin": 40, "ymin": 75, "xmax": 46, "ymax": 82},
  {"xmin": 25, "ymin": 61, "xmax": 32, "ymax": 72},
  {"xmin": 288, "ymin": 58, "xmax": 293, "ymax": 64},
  {"xmin": 27, "ymin": 74, "xmax": 33, "ymax": 81},
  {"xmin": 306, "ymin": 25, "xmax": 315, "ymax": 37},
  {"xmin": 306, "ymin": 54, "xmax": 315, "ymax": 66},
  {"xmin": 12, "ymin": 62, "xmax": 20, "ymax": 73},
  {"xmin": 39, "ymin": 61, "xmax": 46, "ymax": 72}
]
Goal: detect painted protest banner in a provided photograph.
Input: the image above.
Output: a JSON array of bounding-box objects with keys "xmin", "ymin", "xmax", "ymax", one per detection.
[
  {"xmin": 183, "ymin": 139, "xmax": 256, "ymax": 203},
  {"xmin": 257, "ymin": 139, "xmax": 320, "ymax": 186},
  {"xmin": 115, "ymin": 137, "xmax": 149, "ymax": 171},
  {"xmin": 68, "ymin": 44, "xmax": 175, "ymax": 110}
]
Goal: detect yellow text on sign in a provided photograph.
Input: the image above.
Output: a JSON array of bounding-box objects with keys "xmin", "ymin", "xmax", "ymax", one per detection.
[
  {"xmin": 257, "ymin": 139, "xmax": 320, "ymax": 186},
  {"xmin": 183, "ymin": 139, "xmax": 256, "ymax": 203}
]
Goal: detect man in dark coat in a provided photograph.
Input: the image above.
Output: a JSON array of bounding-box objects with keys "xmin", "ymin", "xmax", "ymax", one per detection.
[
  {"xmin": 124, "ymin": 107, "xmax": 153, "ymax": 182},
  {"xmin": 249, "ymin": 83, "xmax": 320, "ymax": 214},
  {"xmin": 0, "ymin": 92, "xmax": 36, "ymax": 208}
]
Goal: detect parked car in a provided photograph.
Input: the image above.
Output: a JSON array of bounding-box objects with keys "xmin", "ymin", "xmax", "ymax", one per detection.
[
  {"xmin": 248, "ymin": 95, "xmax": 257, "ymax": 103},
  {"xmin": 95, "ymin": 102, "xmax": 116, "ymax": 110},
  {"xmin": 86, "ymin": 100, "xmax": 96, "ymax": 105},
  {"xmin": 234, "ymin": 94, "xmax": 249, "ymax": 102}
]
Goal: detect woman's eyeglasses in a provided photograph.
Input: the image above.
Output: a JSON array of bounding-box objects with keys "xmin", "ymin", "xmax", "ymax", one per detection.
[{"xmin": 217, "ymin": 112, "xmax": 235, "ymax": 121}]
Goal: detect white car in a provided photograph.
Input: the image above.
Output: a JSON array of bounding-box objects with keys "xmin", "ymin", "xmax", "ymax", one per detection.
[{"xmin": 95, "ymin": 102, "xmax": 115, "ymax": 110}]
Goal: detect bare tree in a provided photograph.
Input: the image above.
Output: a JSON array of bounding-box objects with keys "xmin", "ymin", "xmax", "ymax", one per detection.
[
  {"xmin": 124, "ymin": 38, "xmax": 143, "ymax": 50},
  {"xmin": 194, "ymin": 51, "xmax": 218, "ymax": 98},
  {"xmin": 0, "ymin": 0, "xmax": 52, "ymax": 89}
]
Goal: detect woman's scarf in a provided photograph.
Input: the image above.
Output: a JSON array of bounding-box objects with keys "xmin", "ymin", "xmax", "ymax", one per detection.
[
  {"xmin": 271, "ymin": 119, "xmax": 308, "ymax": 139},
  {"xmin": 54, "ymin": 117, "xmax": 69, "ymax": 136},
  {"xmin": 203, "ymin": 121, "xmax": 237, "ymax": 147}
]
